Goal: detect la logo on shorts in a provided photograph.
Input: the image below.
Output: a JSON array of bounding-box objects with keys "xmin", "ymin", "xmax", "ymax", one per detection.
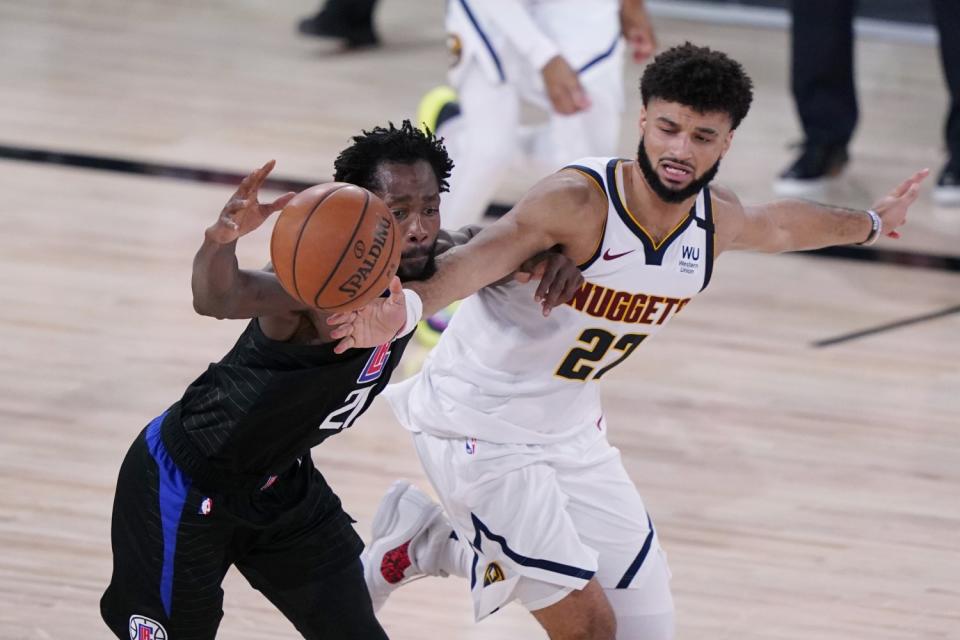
[
  {"xmin": 483, "ymin": 562, "xmax": 505, "ymax": 587},
  {"xmin": 129, "ymin": 614, "xmax": 167, "ymax": 640}
]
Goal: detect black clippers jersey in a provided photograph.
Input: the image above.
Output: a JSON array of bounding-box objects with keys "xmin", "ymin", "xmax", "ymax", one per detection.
[{"xmin": 160, "ymin": 319, "xmax": 411, "ymax": 492}]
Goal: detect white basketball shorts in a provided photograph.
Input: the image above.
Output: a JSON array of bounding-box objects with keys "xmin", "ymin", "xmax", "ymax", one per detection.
[{"xmin": 410, "ymin": 418, "xmax": 664, "ymax": 620}]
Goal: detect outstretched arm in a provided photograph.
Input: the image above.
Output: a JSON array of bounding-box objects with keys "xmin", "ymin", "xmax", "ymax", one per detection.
[
  {"xmin": 192, "ymin": 161, "xmax": 300, "ymax": 319},
  {"xmin": 722, "ymin": 169, "xmax": 929, "ymax": 254},
  {"xmin": 408, "ymin": 171, "xmax": 600, "ymax": 316},
  {"xmin": 439, "ymin": 225, "xmax": 584, "ymax": 294},
  {"xmin": 329, "ymin": 170, "xmax": 605, "ymax": 352}
]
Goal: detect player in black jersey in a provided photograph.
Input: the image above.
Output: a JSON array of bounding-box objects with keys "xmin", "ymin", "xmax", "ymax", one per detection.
[{"xmin": 100, "ymin": 121, "xmax": 584, "ymax": 640}]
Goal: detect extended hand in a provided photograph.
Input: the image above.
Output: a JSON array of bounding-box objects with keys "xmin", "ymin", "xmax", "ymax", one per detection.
[
  {"xmin": 206, "ymin": 160, "xmax": 295, "ymax": 244},
  {"xmin": 514, "ymin": 251, "xmax": 584, "ymax": 317},
  {"xmin": 328, "ymin": 277, "xmax": 406, "ymax": 354},
  {"xmin": 871, "ymin": 168, "xmax": 930, "ymax": 240},
  {"xmin": 542, "ymin": 55, "xmax": 591, "ymax": 115},
  {"xmin": 620, "ymin": 0, "xmax": 656, "ymax": 63}
]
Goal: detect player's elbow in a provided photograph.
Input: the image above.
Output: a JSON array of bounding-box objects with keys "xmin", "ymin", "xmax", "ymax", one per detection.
[
  {"xmin": 758, "ymin": 229, "xmax": 793, "ymax": 253},
  {"xmin": 192, "ymin": 289, "xmax": 233, "ymax": 319}
]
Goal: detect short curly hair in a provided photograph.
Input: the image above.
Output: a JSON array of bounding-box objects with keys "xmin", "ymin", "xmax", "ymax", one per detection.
[
  {"xmin": 640, "ymin": 42, "xmax": 754, "ymax": 129},
  {"xmin": 333, "ymin": 120, "xmax": 454, "ymax": 193}
]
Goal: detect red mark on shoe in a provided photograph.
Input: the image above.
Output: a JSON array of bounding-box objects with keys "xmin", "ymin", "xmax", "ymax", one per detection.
[{"xmin": 381, "ymin": 541, "xmax": 412, "ymax": 584}]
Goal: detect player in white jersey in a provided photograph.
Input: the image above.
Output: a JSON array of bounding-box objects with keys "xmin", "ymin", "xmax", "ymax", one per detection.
[
  {"xmin": 431, "ymin": 0, "xmax": 656, "ymax": 230},
  {"xmin": 330, "ymin": 44, "xmax": 928, "ymax": 639}
]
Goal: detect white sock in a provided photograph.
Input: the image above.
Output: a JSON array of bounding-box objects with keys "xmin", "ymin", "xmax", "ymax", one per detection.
[{"xmin": 414, "ymin": 523, "xmax": 472, "ymax": 579}]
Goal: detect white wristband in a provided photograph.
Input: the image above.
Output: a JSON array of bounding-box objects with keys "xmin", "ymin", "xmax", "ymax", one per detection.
[
  {"xmin": 397, "ymin": 289, "xmax": 423, "ymax": 339},
  {"xmin": 859, "ymin": 209, "xmax": 882, "ymax": 246}
]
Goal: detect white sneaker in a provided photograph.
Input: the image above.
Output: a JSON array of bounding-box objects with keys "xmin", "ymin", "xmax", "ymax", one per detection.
[{"xmin": 362, "ymin": 480, "xmax": 444, "ymax": 611}]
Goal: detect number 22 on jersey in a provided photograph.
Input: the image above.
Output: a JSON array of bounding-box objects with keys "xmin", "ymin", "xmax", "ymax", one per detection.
[{"xmin": 555, "ymin": 328, "xmax": 648, "ymax": 382}]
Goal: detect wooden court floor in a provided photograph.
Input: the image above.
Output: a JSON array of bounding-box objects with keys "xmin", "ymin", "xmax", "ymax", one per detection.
[{"xmin": 1, "ymin": 1, "xmax": 958, "ymax": 638}]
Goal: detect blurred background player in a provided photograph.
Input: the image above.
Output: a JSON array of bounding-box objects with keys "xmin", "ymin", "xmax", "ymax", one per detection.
[
  {"xmin": 414, "ymin": 0, "xmax": 656, "ymax": 347},
  {"xmin": 775, "ymin": 0, "xmax": 960, "ymax": 205},
  {"xmin": 421, "ymin": 0, "xmax": 657, "ymax": 232}
]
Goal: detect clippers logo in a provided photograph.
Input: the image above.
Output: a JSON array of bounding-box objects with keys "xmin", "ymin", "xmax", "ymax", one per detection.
[
  {"xmin": 357, "ymin": 342, "xmax": 391, "ymax": 383},
  {"xmin": 483, "ymin": 562, "xmax": 505, "ymax": 587},
  {"xmin": 129, "ymin": 615, "xmax": 167, "ymax": 640},
  {"xmin": 260, "ymin": 475, "xmax": 278, "ymax": 491},
  {"xmin": 465, "ymin": 438, "xmax": 477, "ymax": 455},
  {"xmin": 198, "ymin": 497, "xmax": 213, "ymax": 515}
]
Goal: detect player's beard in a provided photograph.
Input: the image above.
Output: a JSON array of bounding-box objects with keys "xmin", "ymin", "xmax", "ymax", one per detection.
[
  {"xmin": 636, "ymin": 137, "xmax": 721, "ymax": 204},
  {"xmin": 397, "ymin": 241, "xmax": 438, "ymax": 281}
]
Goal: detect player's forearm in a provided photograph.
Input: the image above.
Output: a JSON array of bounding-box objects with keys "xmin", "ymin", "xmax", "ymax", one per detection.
[
  {"xmin": 409, "ymin": 219, "xmax": 549, "ymax": 316},
  {"xmin": 751, "ymin": 200, "xmax": 875, "ymax": 253},
  {"xmin": 191, "ymin": 233, "xmax": 302, "ymax": 319},
  {"xmin": 406, "ymin": 244, "xmax": 511, "ymax": 317},
  {"xmin": 192, "ymin": 233, "xmax": 245, "ymax": 318}
]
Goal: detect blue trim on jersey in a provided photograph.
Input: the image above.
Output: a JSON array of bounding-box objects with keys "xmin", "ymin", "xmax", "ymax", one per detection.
[
  {"xmin": 145, "ymin": 413, "xmax": 192, "ymax": 618},
  {"xmin": 470, "ymin": 513, "xmax": 595, "ymax": 582},
  {"xmin": 604, "ymin": 158, "xmax": 696, "ymax": 266},
  {"xmin": 458, "ymin": 0, "xmax": 506, "ymax": 83},
  {"xmin": 470, "ymin": 549, "xmax": 480, "ymax": 589},
  {"xmin": 615, "ymin": 513, "xmax": 655, "ymax": 589},
  {"xmin": 563, "ymin": 164, "xmax": 607, "ymax": 270},
  {"xmin": 578, "ymin": 33, "xmax": 621, "ymax": 74},
  {"xmin": 699, "ymin": 187, "xmax": 715, "ymax": 292}
]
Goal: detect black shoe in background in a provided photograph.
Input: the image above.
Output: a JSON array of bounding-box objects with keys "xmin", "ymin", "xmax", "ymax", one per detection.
[
  {"xmin": 297, "ymin": 11, "xmax": 379, "ymax": 48},
  {"xmin": 773, "ymin": 143, "xmax": 849, "ymax": 196},
  {"xmin": 933, "ymin": 157, "xmax": 960, "ymax": 207}
]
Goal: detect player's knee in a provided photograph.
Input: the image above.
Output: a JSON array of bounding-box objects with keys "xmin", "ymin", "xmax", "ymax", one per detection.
[
  {"xmin": 585, "ymin": 604, "xmax": 618, "ymax": 640},
  {"xmin": 535, "ymin": 581, "xmax": 617, "ymax": 640}
]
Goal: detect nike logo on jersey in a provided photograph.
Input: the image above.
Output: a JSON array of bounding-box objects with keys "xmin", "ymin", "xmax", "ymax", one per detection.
[{"xmin": 603, "ymin": 248, "xmax": 635, "ymax": 261}]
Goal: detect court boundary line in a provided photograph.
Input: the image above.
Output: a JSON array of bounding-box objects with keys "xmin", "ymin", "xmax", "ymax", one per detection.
[
  {"xmin": 812, "ymin": 304, "xmax": 960, "ymax": 347},
  {"xmin": 3, "ymin": 142, "xmax": 959, "ymax": 274}
]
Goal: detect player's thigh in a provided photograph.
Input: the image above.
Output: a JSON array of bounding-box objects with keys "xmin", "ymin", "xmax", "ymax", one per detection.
[
  {"xmin": 603, "ymin": 547, "xmax": 675, "ymax": 640},
  {"xmin": 530, "ymin": 578, "xmax": 617, "ymax": 640},
  {"xmin": 237, "ymin": 556, "xmax": 386, "ymax": 640},
  {"xmin": 235, "ymin": 478, "xmax": 384, "ymax": 640},
  {"xmin": 456, "ymin": 58, "xmax": 521, "ymax": 147},
  {"xmin": 556, "ymin": 432, "xmax": 665, "ymax": 595},
  {"xmin": 101, "ymin": 421, "xmax": 232, "ymax": 640},
  {"xmin": 411, "ymin": 432, "xmax": 599, "ymax": 620}
]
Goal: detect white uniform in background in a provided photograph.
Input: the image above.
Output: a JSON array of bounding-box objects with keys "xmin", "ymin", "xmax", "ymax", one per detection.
[
  {"xmin": 440, "ymin": 0, "xmax": 626, "ymax": 229},
  {"xmin": 385, "ymin": 157, "xmax": 716, "ymax": 632}
]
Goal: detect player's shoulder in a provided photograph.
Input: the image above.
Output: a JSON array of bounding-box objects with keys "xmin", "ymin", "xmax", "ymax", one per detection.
[
  {"xmin": 707, "ymin": 182, "xmax": 742, "ymax": 211},
  {"xmin": 707, "ymin": 182, "xmax": 746, "ymax": 224},
  {"xmin": 536, "ymin": 165, "xmax": 608, "ymax": 212},
  {"xmin": 707, "ymin": 182, "xmax": 747, "ymax": 253}
]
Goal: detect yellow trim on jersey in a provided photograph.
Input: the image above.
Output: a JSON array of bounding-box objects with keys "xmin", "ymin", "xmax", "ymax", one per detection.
[
  {"xmin": 614, "ymin": 160, "xmax": 690, "ymax": 250},
  {"xmin": 562, "ymin": 167, "xmax": 608, "ymax": 270},
  {"xmin": 565, "ymin": 167, "xmax": 608, "ymax": 200}
]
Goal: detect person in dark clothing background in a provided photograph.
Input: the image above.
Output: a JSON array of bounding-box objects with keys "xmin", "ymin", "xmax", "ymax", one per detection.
[
  {"xmin": 298, "ymin": 0, "xmax": 380, "ymax": 48},
  {"xmin": 775, "ymin": 0, "xmax": 959, "ymax": 207}
]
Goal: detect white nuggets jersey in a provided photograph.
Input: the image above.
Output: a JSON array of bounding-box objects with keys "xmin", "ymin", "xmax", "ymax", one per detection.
[{"xmin": 385, "ymin": 157, "xmax": 715, "ymax": 444}]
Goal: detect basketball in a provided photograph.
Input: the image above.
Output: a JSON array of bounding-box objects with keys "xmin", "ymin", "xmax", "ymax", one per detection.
[{"xmin": 270, "ymin": 182, "xmax": 401, "ymax": 312}]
